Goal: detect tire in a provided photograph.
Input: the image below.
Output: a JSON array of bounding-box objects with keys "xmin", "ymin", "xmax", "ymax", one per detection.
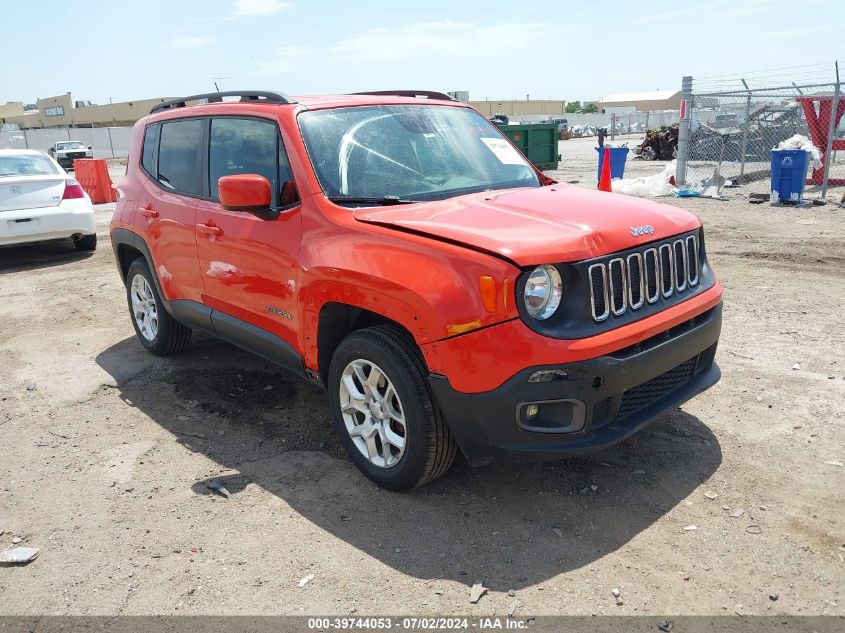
[
  {"xmin": 74, "ymin": 234, "xmax": 97, "ymax": 251},
  {"xmin": 125, "ymin": 257, "xmax": 191, "ymax": 355},
  {"xmin": 328, "ymin": 325, "xmax": 457, "ymax": 490}
]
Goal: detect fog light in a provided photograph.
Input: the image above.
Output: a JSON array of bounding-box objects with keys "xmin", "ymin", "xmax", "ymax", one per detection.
[{"xmin": 525, "ymin": 404, "xmax": 540, "ymax": 420}]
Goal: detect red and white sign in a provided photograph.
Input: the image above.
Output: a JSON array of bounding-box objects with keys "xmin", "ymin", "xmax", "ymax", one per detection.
[{"xmin": 680, "ymin": 98, "xmax": 687, "ymax": 120}]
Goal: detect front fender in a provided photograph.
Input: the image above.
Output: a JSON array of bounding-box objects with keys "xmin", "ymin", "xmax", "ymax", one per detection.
[{"xmin": 297, "ymin": 204, "xmax": 521, "ymax": 370}]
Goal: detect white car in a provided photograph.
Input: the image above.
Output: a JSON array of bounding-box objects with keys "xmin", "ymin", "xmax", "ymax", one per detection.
[{"xmin": 0, "ymin": 149, "xmax": 97, "ymax": 250}]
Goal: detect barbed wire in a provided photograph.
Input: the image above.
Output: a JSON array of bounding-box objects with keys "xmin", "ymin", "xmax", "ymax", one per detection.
[{"xmin": 695, "ymin": 61, "xmax": 837, "ymax": 81}]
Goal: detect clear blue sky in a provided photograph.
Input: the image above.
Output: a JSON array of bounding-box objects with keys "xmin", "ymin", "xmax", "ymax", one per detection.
[{"xmin": 2, "ymin": 0, "xmax": 842, "ymax": 105}]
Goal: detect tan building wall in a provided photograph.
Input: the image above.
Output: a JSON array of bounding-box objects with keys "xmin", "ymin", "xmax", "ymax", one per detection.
[
  {"xmin": 0, "ymin": 102, "xmax": 25, "ymax": 119},
  {"xmin": 598, "ymin": 94, "xmax": 682, "ymax": 113},
  {"xmin": 469, "ymin": 100, "xmax": 567, "ymax": 117},
  {"xmin": 2, "ymin": 93, "xmax": 174, "ymax": 129}
]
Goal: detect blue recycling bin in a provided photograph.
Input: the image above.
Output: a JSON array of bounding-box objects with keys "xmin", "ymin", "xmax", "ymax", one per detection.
[
  {"xmin": 770, "ymin": 149, "xmax": 810, "ymax": 203},
  {"xmin": 596, "ymin": 146, "xmax": 629, "ymax": 182}
]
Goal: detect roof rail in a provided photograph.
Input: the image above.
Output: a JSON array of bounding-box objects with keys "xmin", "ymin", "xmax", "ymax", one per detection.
[
  {"xmin": 351, "ymin": 90, "xmax": 456, "ymax": 101},
  {"xmin": 150, "ymin": 91, "xmax": 296, "ymax": 114}
]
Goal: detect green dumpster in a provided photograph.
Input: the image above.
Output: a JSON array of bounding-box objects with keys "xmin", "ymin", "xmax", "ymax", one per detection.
[{"xmin": 498, "ymin": 123, "xmax": 560, "ymax": 170}]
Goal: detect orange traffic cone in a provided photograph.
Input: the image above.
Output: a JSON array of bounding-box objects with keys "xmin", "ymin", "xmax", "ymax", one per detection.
[{"xmin": 598, "ymin": 146, "xmax": 612, "ymax": 192}]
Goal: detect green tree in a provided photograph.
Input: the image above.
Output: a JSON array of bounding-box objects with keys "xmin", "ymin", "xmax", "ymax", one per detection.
[
  {"xmin": 583, "ymin": 103, "xmax": 598, "ymax": 113},
  {"xmin": 564, "ymin": 101, "xmax": 581, "ymax": 113}
]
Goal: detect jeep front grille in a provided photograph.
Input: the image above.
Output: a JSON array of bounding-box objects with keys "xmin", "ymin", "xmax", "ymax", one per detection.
[{"xmin": 589, "ymin": 233, "xmax": 700, "ymax": 322}]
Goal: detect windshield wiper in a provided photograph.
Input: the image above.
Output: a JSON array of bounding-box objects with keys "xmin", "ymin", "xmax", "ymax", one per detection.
[{"xmin": 328, "ymin": 195, "xmax": 415, "ymax": 206}]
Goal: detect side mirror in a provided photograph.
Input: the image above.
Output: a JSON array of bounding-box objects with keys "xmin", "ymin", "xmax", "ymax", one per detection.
[
  {"xmin": 88, "ymin": 145, "xmax": 92, "ymax": 150},
  {"xmin": 218, "ymin": 174, "xmax": 272, "ymax": 213}
]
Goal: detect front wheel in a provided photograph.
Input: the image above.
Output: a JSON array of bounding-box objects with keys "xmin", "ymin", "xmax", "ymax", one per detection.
[{"xmin": 328, "ymin": 326, "xmax": 457, "ymax": 490}]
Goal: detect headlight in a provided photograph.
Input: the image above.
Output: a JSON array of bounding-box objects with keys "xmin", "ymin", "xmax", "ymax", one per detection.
[
  {"xmin": 85, "ymin": 151, "xmax": 93, "ymax": 157},
  {"xmin": 523, "ymin": 265, "xmax": 562, "ymax": 320}
]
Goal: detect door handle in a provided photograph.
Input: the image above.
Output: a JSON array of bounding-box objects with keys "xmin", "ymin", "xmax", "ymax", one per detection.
[
  {"xmin": 196, "ymin": 223, "xmax": 223, "ymax": 237},
  {"xmin": 139, "ymin": 205, "xmax": 159, "ymax": 218}
]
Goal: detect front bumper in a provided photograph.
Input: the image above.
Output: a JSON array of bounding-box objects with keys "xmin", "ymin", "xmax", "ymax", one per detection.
[
  {"xmin": 56, "ymin": 153, "xmax": 89, "ymax": 168},
  {"xmin": 429, "ymin": 303, "xmax": 722, "ymax": 466}
]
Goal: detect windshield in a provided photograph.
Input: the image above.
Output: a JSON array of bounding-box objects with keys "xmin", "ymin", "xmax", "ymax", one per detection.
[
  {"xmin": 298, "ymin": 105, "xmax": 540, "ymax": 202},
  {"xmin": 57, "ymin": 142, "xmax": 87, "ymax": 150},
  {"xmin": 0, "ymin": 154, "xmax": 59, "ymax": 177}
]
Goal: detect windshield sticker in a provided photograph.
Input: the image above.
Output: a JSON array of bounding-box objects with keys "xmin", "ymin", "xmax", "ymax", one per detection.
[{"xmin": 480, "ymin": 137, "xmax": 524, "ymax": 165}]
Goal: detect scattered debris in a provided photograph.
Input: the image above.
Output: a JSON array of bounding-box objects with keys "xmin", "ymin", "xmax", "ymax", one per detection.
[
  {"xmin": 298, "ymin": 574, "xmax": 314, "ymax": 587},
  {"xmin": 25, "ymin": 383, "xmax": 37, "ymax": 392},
  {"xmin": 684, "ymin": 525, "xmax": 698, "ymax": 532},
  {"xmin": 792, "ymin": 363, "xmax": 801, "ymax": 371},
  {"xmin": 551, "ymin": 527, "xmax": 563, "ymax": 538},
  {"xmin": 590, "ymin": 485, "xmax": 598, "ymax": 492},
  {"xmin": 11, "ymin": 537, "xmax": 21, "ymax": 544},
  {"xmin": 174, "ymin": 430, "xmax": 206, "ymax": 439},
  {"xmin": 507, "ymin": 599, "xmax": 521, "ymax": 617},
  {"xmin": 507, "ymin": 589, "xmax": 516, "ymax": 598},
  {"xmin": 634, "ymin": 125, "xmax": 679, "ymax": 161},
  {"xmin": 704, "ymin": 491, "xmax": 719, "ymax": 500},
  {"xmin": 730, "ymin": 508, "xmax": 746, "ymax": 518},
  {"xmin": 612, "ymin": 587, "xmax": 621, "ymax": 598},
  {"xmin": 434, "ymin": 589, "xmax": 444, "ymax": 596},
  {"xmin": 823, "ymin": 460, "xmax": 843, "ymax": 467},
  {"xmin": 469, "ymin": 582, "xmax": 487, "ymax": 604},
  {"xmin": 206, "ymin": 479, "xmax": 231, "ymax": 499},
  {"xmin": 632, "ymin": 469, "xmax": 646, "ymax": 475},
  {"xmin": 769, "ymin": 593, "xmax": 779, "ymax": 601},
  {"xmin": 657, "ymin": 620, "xmax": 674, "ymax": 632},
  {"xmin": 0, "ymin": 547, "xmax": 40, "ymax": 565},
  {"xmin": 746, "ymin": 525, "xmax": 763, "ymax": 534},
  {"xmin": 749, "ymin": 193, "xmax": 770, "ymax": 204}
]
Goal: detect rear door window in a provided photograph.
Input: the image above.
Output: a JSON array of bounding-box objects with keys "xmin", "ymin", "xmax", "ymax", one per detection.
[{"xmin": 157, "ymin": 119, "xmax": 204, "ymax": 195}]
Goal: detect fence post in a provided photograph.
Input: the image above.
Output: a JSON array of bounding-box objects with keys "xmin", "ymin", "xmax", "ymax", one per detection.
[
  {"xmin": 24, "ymin": 129, "xmax": 30, "ymax": 149},
  {"xmin": 821, "ymin": 61, "xmax": 840, "ymax": 198},
  {"xmin": 739, "ymin": 79, "xmax": 751, "ymax": 178},
  {"xmin": 676, "ymin": 75, "xmax": 693, "ymax": 186},
  {"xmin": 610, "ymin": 113, "xmax": 615, "ymax": 141},
  {"xmin": 107, "ymin": 127, "xmax": 115, "ymax": 158}
]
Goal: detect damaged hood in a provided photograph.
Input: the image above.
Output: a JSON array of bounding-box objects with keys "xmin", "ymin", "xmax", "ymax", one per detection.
[{"xmin": 353, "ymin": 185, "xmax": 701, "ymax": 266}]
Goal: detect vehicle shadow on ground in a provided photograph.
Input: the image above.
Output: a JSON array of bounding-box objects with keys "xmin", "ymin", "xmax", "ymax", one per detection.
[
  {"xmin": 0, "ymin": 240, "xmax": 93, "ymax": 274},
  {"xmin": 97, "ymin": 335, "xmax": 722, "ymax": 590}
]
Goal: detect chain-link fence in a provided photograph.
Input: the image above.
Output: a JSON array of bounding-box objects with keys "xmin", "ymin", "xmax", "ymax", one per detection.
[{"xmin": 676, "ymin": 63, "xmax": 843, "ymax": 196}]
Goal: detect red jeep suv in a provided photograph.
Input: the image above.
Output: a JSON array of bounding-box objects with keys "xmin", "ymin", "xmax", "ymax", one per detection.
[{"xmin": 110, "ymin": 90, "xmax": 722, "ymax": 490}]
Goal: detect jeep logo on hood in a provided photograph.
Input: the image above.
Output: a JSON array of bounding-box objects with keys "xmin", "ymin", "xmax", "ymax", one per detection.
[{"xmin": 630, "ymin": 224, "xmax": 655, "ymax": 237}]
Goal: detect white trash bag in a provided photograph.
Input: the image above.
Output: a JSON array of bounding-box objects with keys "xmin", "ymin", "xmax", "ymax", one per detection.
[
  {"xmin": 612, "ymin": 160, "xmax": 677, "ymax": 198},
  {"xmin": 775, "ymin": 134, "xmax": 822, "ymax": 170}
]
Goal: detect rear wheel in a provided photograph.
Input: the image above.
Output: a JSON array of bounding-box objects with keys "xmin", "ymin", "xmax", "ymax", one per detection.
[
  {"xmin": 125, "ymin": 257, "xmax": 191, "ymax": 355},
  {"xmin": 74, "ymin": 234, "xmax": 97, "ymax": 251},
  {"xmin": 328, "ymin": 326, "xmax": 457, "ymax": 490}
]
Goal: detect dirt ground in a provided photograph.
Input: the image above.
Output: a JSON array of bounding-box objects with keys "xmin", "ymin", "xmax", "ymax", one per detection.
[{"xmin": 0, "ymin": 140, "xmax": 843, "ymax": 617}]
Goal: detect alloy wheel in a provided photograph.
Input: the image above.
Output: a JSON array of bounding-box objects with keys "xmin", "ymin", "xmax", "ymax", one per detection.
[
  {"xmin": 130, "ymin": 274, "xmax": 158, "ymax": 341},
  {"xmin": 338, "ymin": 359, "xmax": 407, "ymax": 468}
]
